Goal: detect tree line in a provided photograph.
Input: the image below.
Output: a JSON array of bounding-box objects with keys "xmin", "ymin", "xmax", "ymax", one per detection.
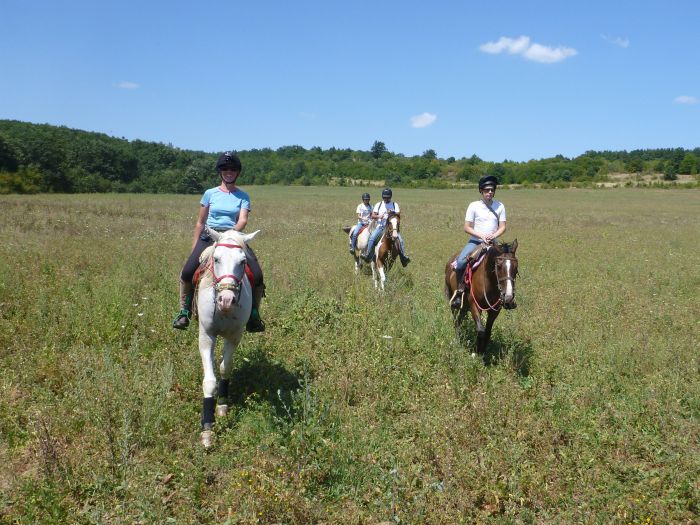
[{"xmin": 1, "ymin": 119, "xmax": 698, "ymax": 194}]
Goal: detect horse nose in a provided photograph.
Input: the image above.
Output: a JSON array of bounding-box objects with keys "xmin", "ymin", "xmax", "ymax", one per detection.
[{"xmin": 217, "ymin": 290, "xmax": 235, "ymax": 312}]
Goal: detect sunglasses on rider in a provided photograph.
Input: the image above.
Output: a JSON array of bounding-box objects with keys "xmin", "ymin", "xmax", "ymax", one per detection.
[{"xmin": 220, "ymin": 165, "xmax": 239, "ymax": 172}]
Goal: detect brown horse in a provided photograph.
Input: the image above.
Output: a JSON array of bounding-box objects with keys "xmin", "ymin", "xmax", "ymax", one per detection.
[
  {"xmin": 373, "ymin": 212, "xmax": 401, "ymax": 290},
  {"xmin": 444, "ymin": 240, "xmax": 518, "ymax": 354}
]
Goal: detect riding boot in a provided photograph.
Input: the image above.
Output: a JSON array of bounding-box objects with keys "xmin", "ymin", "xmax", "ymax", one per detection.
[
  {"xmin": 450, "ymin": 269, "xmax": 466, "ymax": 309},
  {"xmin": 399, "ymin": 253, "xmax": 411, "ymax": 267},
  {"xmin": 362, "ymin": 243, "xmax": 374, "ymax": 262},
  {"xmin": 246, "ymin": 284, "xmax": 266, "ymax": 333},
  {"xmin": 172, "ymin": 280, "xmax": 193, "ymax": 330}
]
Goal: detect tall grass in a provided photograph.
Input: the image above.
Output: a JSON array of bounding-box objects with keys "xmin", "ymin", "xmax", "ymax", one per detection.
[{"xmin": 1, "ymin": 188, "xmax": 698, "ymax": 523}]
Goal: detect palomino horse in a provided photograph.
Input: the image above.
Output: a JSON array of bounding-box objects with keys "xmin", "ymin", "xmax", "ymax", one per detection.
[
  {"xmin": 342, "ymin": 221, "xmax": 375, "ymax": 273},
  {"xmin": 444, "ymin": 240, "xmax": 518, "ymax": 354},
  {"xmin": 196, "ymin": 228, "xmax": 259, "ymax": 447},
  {"xmin": 372, "ymin": 212, "xmax": 401, "ymax": 291}
]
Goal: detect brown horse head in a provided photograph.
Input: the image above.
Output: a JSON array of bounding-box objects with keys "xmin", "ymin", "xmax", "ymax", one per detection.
[
  {"xmin": 491, "ymin": 239, "xmax": 518, "ymax": 308},
  {"xmin": 377, "ymin": 212, "xmax": 401, "ymax": 269}
]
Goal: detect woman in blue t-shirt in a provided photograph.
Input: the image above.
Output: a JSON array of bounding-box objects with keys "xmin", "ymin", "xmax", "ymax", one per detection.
[{"xmin": 172, "ymin": 152, "xmax": 265, "ymax": 332}]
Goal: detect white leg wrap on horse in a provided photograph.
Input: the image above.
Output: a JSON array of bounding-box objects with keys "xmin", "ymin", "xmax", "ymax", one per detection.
[
  {"xmin": 201, "ymin": 430, "xmax": 214, "ymax": 448},
  {"xmin": 202, "ymin": 379, "xmax": 217, "ymax": 398}
]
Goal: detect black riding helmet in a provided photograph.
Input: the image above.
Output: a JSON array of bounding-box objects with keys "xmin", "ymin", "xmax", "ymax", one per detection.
[
  {"xmin": 478, "ymin": 175, "xmax": 499, "ymax": 190},
  {"xmin": 381, "ymin": 188, "xmax": 392, "ymax": 198},
  {"xmin": 362, "ymin": 192, "xmax": 370, "ymax": 200},
  {"xmin": 216, "ymin": 151, "xmax": 242, "ymax": 172}
]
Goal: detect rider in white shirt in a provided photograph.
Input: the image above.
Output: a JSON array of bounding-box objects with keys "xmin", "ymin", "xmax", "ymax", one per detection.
[
  {"xmin": 350, "ymin": 192, "xmax": 373, "ymax": 253},
  {"xmin": 451, "ymin": 175, "xmax": 506, "ymax": 307},
  {"xmin": 362, "ymin": 187, "xmax": 410, "ymax": 266}
]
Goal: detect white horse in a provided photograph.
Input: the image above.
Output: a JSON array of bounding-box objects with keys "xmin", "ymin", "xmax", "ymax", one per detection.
[
  {"xmin": 342, "ymin": 221, "xmax": 375, "ymax": 274},
  {"xmin": 196, "ymin": 228, "xmax": 259, "ymax": 448}
]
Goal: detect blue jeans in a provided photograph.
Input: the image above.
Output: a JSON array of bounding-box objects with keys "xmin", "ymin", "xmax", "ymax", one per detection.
[
  {"xmin": 455, "ymin": 240, "xmax": 482, "ymax": 271},
  {"xmin": 350, "ymin": 220, "xmax": 367, "ymax": 251}
]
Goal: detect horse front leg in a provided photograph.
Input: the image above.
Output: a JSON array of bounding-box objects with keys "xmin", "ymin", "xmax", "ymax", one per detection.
[
  {"xmin": 371, "ymin": 261, "xmax": 378, "ymax": 289},
  {"xmin": 468, "ymin": 302, "xmax": 488, "ymax": 354},
  {"xmin": 378, "ymin": 263, "xmax": 387, "ymax": 291},
  {"xmin": 198, "ymin": 330, "xmax": 217, "ymax": 448},
  {"xmin": 482, "ymin": 309, "xmax": 501, "ymax": 353},
  {"xmin": 217, "ymin": 334, "xmax": 243, "ymax": 418}
]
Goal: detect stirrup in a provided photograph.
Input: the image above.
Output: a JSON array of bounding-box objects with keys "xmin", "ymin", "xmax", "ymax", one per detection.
[
  {"xmin": 246, "ymin": 310, "xmax": 265, "ymax": 332},
  {"xmin": 172, "ymin": 309, "xmax": 191, "ymax": 329},
  {"xmin": 449, "ymin": 289, "xmax": 464, "ymax": 309}
]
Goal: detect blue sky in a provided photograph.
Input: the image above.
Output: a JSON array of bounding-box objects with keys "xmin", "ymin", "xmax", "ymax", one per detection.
[{"xmin": 1, "ymin": 0, "xmax": 698, "ymax": 161}]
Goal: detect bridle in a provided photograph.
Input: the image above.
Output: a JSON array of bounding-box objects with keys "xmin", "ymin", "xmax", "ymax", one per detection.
[
  {"xmin": 495, "ymin": 252, "xmax": 518, "ymax": 309},
  {"xmin": 468, "ymin": 247, "xmax": 518, "ymax": 312},
  {"xmin": 208, "ymin": 242, "xmax": 245, "ymax": 295}
]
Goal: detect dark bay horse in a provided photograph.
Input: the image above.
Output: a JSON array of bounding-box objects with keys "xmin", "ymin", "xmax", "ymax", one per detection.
[
  {"xmin": 373, "ymin": 212, "xmax": 401, "ymax": 290},
  {"xmin": 444, "ymin": 240, "xmax": 518, "ymax": 354}
]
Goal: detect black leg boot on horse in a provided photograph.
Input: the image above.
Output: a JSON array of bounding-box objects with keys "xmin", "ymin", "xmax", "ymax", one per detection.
[{"xmin": 172, "ymin": 280, "xmax": 194, "ymax": 330}]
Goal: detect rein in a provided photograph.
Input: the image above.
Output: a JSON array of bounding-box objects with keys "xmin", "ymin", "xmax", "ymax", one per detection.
[{"xmin": 466, "ymin": 248, "xmax": 516, "ymax": 312}]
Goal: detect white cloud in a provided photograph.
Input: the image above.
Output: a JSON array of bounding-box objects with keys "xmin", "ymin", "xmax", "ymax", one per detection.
[
  {"xmin": 602, "ymin": 35, "xmax": 630, "ymax": 48},
  {"xmin": 410, "ymin": 112, "xmax": 437, "ymax": 128},
  {"xmin": 674, "ymin": 95, "xmax": 698, "ymax": 104},
  {"xmin": 480, "ymin": 35, "xmax": 577, "ymax": 63},
  {"xmin": 479, "ymin": 36, "xmax": 530, "ymax": 55},
  {"xmin": 116, "ymin": 81, "xmax": 140, "ymax": 89}
]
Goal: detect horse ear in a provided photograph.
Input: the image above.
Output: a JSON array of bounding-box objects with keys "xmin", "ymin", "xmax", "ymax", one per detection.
[
  {"xmin": 242, "ymin": 230, "xmax": 260, "ymax": 244},
  {"xmin": 209, "ymin": 229, "xmax": 221, "ymax": 242},
  {"xmin": 511, "ymin": 238, "xmax": 518, "ymax": 253}
]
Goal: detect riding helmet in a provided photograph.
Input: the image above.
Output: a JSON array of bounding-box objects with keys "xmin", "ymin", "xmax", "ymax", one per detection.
[
  {"xmin": 216, "ymin": 151, "xmax": 242, "ymax": 171},
  {"xmin": 478, "ymin": 175, "xmax": 499, "ymax": 190},
  {"xmin": 381, "ymin": 188, "xmax": 392, "ymax": 198},
  {"xmin": 362, "ymin": 192, "xmax": 371, "ymax": 200}
]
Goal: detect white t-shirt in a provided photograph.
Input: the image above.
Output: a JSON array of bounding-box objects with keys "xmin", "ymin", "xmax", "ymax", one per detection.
[
  {"xmin": 465, "ymin": 199, "xmax": 506, "ymax": 242},
  {"xmin": 373, "ymin": 201, "xmax": 400, "ymax": 223},
  {"xmin": 356, "ymin": 203, "xmax": 372, "ymax": 223}
]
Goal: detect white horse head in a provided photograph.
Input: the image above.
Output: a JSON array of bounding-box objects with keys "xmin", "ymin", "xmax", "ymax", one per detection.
[
  {"xmin": 388, "ymin": 215, "xmax": 399, "ymax": 240},
  {"xmin": 207, "ymin": 230, "xmax": 259, "ymax": 313}
]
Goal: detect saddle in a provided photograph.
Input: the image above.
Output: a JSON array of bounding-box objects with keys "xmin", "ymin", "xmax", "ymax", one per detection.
[{"xmin": 355, "ymin": 224, "xmax": 369, "ymax": 236}]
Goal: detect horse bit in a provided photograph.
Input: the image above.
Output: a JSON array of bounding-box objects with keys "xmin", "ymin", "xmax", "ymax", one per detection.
[{"xmin": 209, "ymin": 242, "xmax": 245, "ymax": 298}]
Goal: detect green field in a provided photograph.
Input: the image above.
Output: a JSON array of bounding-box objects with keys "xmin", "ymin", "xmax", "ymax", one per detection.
[{"xmin": 1, "ymin": 187, "xmax": 698, "ymax": 524}]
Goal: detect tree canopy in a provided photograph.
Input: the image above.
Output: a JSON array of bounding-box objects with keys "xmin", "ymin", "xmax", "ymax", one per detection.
[{"xmin": 1, "ymin": 120, "xmax": 698, "ymax": 194}]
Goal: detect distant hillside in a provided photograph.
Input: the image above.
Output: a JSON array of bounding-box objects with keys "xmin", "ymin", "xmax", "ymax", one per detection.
[{"xmin": 0, "ymin": 120, "xmax": 698, "ymax": 193}]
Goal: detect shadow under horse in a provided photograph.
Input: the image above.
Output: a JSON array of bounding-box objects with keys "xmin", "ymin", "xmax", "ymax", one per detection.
[{"xmin": 444, "ymin": 240, "xmax": 519, "ymax": 354}]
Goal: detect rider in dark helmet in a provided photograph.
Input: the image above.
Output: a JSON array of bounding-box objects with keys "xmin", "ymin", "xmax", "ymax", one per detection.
[
  {"xmin": 349, "ymin": 192, "xmax": 373, "ymax": 253},
  {"xmin": 172, "ymin": 151, "xmax": 266, "ymax": 332},
  {"xmin": 362, "ymin": 187, "xmax": 411, "ymax": 266},
  {"xmin": 450, "ymin": 174, "xmax": 507, "ymax": 308}
]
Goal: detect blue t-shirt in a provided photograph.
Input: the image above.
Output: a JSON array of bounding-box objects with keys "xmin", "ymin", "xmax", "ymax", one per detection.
[{"xmin": 201, "ymin": 187, "xmax": 251, "ymax": 230}]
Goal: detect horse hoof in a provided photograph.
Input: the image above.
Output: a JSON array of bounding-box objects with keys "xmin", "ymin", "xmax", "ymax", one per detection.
[
  {"xmin": 215, "ymin": 404, "xmax": 228, "ymax": 418},
  {"xmin": 201, "ymin": 429, "xmax": 214, "ymax": 448}
]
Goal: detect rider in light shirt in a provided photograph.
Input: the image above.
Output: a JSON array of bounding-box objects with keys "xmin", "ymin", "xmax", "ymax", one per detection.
[
  {"xmin": 350, "ymin": 192, "xmax": 373, "ymax": 253},
  {"xmin": 451, "ymin": 174, "xmax": 506, "ymax": 307},
  {"xmin": 172, "ymin": 152, "xmax": 266, "ymax": 332},
  {"xmin": 362, "ymin": 187, "xmax": 410, "ymax": 267}
]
